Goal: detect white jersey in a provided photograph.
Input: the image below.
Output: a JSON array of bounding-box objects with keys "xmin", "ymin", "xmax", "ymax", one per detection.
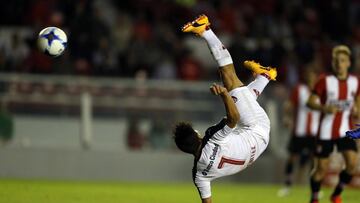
[{"xmin": 193, "ymin": 87, "xmax": 270, "ymax": 199}]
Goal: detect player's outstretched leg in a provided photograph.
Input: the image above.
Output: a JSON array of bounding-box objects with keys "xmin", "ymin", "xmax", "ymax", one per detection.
[
  {"xmin": 182, "ymin": 15, "xmax": 277, "ymax": 97},
  {"xmin": 182, "ymin": 15, "xmax": 242, "ymax": 91},
  {"xmin": 182, "ymin": 15, "xmax": 273, "ymax": 133}
]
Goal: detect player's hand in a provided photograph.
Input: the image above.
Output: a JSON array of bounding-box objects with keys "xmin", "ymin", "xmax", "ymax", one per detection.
[
  {"xmin": 322, "ymin": 105, "xmax": 340, "ymax": 114},
  {"xmin": 210, "ymin": 83, "xmax": 228, "ymax": 96}
]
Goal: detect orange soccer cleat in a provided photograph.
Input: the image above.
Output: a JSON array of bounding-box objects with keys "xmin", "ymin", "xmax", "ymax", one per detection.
[
  {"xmin": 181, "ymin": 14, "xmax": 210, "ymax": 36},
  {"xmin": 330, "ymin": 195, "xmax": 342, "ymax": 203},
  {"xmin": 243, "ymin": 60, "xmax": 277, "ymax": 81}
]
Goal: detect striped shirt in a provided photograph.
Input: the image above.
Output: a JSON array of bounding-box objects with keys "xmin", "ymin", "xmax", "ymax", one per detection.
[
  {"xmin": 291, "ymin": 84, "xmax": 320, "ymax": 137},
  {"xmin": 313, "ymin": 74, "xmax": 360, "ymax": 140}
]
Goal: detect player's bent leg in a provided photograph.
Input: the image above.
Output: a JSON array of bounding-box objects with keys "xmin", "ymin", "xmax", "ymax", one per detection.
[
  {"xmin": 219, "ymin": 64, "xmax": 243, "ymax": 91},
  {"xmin": 244, "ymin": 60, "xmax": 277, "ymax": 98},
  {"xmin": 243, "ymin": 60, "xmax": 277, "ymax": 81},
  {"xmin": 247, "ymin": 74, "xmax": 270, "ymax": 99},
  {"xmin": 223, "ymin": 62, "xmax": 272, "ymax": 132},
  {"xmin": 228, "ymin": 86, "xmax": 271, "ymax": 149}
]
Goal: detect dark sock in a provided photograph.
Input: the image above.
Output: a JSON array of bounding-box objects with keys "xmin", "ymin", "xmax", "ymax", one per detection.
[
  {"xmin": 285, "ymin": 161, "xmax": 294, "ymax": 186},
  {"xmin": 332, "ymin": 170, "xmax": 353, "ymax": 197},
  {"xmin": 310, "ymin": 177, "xmax": 321, "ymax": 201},
  {"xmin": 299, "ymin": 153, "xmax": 310, "ymax": 167}
]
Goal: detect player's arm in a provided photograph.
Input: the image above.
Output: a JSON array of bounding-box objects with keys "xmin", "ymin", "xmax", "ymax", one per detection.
[
  {"xmin": 210, "ymin": 83, "xmax": 240, "ymax": 128},
  {"xmin": 307, "ymin": 75, "xmax": 339, "ymax": 114},
  {"xmin": 194, "ymin": 178, "xmax": 213, "ymax": 203},
  {"xmin": 202, "ymin": 197, "xmax": 212, "ymax": 203},
  {"xmin": 306, "ymin": 93, "xmax": 339, "ymax": 114}
]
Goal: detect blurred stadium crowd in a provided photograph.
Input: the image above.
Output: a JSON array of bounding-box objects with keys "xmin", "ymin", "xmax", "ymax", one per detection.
[{"xmin": 0, "ymin": 0, "xmax": 359, "ymax": 87}]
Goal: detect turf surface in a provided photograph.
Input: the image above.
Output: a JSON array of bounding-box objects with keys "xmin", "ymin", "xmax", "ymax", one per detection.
[{"xmin": 0, "ymin": 179, "xmax": 359, "ymax": 203}]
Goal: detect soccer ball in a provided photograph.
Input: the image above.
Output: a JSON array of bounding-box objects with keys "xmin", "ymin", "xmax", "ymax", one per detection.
[{"xmin": 37, "ymin": 27, "xmax": 67, "ymax": 57}]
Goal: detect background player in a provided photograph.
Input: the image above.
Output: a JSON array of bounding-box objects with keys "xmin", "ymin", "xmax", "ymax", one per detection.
[
  {"xmin": 173, "ymin": 15, "xmax": 277, "ymax": 203},
  {"xmin": 278, "ymin": 68, "xmax": 320, "ymax": 196},
  {"xmin": 307, "ymin": 45, "xmax": 360, "ymax": 203}
]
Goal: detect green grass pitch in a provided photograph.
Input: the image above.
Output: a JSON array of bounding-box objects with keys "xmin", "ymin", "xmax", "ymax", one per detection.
[{"xmin": 0, "ymin": 179, "xmax": 359, "ymax": 203}]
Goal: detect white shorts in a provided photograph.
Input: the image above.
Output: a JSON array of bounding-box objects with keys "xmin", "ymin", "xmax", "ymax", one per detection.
[{"xmin": 229, "ymin": 86, "xmax": 270, "ymax": 145}]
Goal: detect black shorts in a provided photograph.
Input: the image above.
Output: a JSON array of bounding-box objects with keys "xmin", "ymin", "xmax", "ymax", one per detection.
[
  {"xmin": 314, "ymin": 137, "xmax": 358, "ymax": 158},
  {"xmin": 288, "ymin": 136, "xmax": 316, "ymax": 154}
]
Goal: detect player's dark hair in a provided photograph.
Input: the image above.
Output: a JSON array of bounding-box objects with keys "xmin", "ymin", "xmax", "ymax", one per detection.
[{"xmin": 173, "ymin": 122, "xmax": 200, "ymax": 154}]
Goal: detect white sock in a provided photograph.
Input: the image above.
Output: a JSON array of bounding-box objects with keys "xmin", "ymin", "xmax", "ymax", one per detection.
[
  {"xmin": 202, "ymin": 29, "xmax": 233, "ymax": 67},
  {"xmin": 247, "ymin": 74, "xmax": 270, "ymax": 99}
]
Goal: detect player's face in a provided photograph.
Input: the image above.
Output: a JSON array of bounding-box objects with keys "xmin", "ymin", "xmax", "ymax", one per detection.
[{"xmin": 332, "ymin": 53, "xmax": 351, "ymax": 76}]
